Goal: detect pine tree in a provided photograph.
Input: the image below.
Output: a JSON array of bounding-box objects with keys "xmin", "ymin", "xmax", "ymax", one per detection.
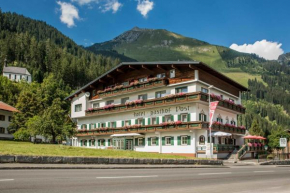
[{"xmin": 249, "ymin": 118, "xmax": 264, "ymax": 136}]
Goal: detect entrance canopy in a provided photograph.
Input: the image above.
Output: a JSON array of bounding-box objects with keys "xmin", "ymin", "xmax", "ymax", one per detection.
[
  {"xmin": 210, "ymin": 131, "xmax": 232, "ymax": 137},
  {"xmin": 243, "ymin": 135, "xmax": 266, "ymax": 140},
  {"xmin": 111, "ymin": 133, "xmax": 144, "ymax": 137}
]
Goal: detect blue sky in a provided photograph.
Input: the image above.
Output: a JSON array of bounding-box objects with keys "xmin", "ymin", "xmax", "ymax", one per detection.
[{"xmin": 1, "ymin": 0, "xmax": 289, "ymax": 59}]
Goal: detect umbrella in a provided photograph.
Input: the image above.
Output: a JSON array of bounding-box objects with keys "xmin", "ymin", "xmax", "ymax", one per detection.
[
  {"xmin": 243, "ymin": 135, "xmax": 258, "ymax": 139},
  {"xmin": 256, "ymin": 136, "xmax": 266, "ymax": 140}
]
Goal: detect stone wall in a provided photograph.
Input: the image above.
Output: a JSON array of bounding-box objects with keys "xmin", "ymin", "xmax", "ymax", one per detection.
[
  {"xmin": 0, "ymin": 155, "xmax": 223, "ymax": 165},
  {"xmin": 260, "ymin": 160, "xmax": 290, "ymax": 165}
]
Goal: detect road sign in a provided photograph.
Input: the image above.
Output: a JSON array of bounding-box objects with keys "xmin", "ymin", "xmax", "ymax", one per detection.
[{"xmin": 279, "ymin": 138, "xmax": 287, "ymax": 147}]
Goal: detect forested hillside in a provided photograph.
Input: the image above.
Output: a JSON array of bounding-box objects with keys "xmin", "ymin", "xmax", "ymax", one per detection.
[{"xmin": 0, "ymin": 10, "xmax": 122, "ymax": 88}]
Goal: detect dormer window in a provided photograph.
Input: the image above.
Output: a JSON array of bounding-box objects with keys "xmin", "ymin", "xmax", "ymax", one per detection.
[{"xmin": 170, "ymin": 69, "xmax": 175, "ymax": 78}]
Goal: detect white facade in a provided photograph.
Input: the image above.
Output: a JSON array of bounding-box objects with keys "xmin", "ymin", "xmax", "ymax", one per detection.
[
  {"xmin": 69, "ymin": 68, "xmax": 245, "ymax": 158},
  {"xmin": 0, "ymin": 109, "xmax": 14, "ymax": 139},
  {"xmin": 3, "ymin": 72, "xmax": 32, "ymax": 83}
]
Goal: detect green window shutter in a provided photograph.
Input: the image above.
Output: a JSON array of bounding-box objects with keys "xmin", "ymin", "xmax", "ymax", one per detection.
[
  {"xmin": 162, "ymin": 137, "xmax": 165, "ymax": 145},
  {"xmin": 187, "ymin": 136, "xmax": 191, "ymax": 145},
  {"xmin": 142, "ymin": 138, "xmax": 145, "ymax": 146},
  {"xmin": 80, "ymin": 140, "xmax": 82, "ymax": 146},
  {"xmin": 108, "ymin": 139, "xmax": 111, "ymax": 146},
  {"xmin": 85, "ymin": 124, "xmax": 87, "ymax": 129},
  {"xmin": 178, "ymin": 114, "xmax": 181, "ymax": 121},
  {"xmin": 199, "ymin": 114, "xmax": 202, "ymax": 121},
  {"xmin": 171, "ymin": 136, "xmax": 174, "ymax": 145},
  {"xmin": 187, "ymin": 113, "xmax": 191, "ymax": 122},
  {"xmin": 98, "ymin": 140, "xmax": 100, "ymax": 146},
  {"xmin": 114, "ymin": 122, "xmax": 117, "ymax": 128},
  {"xmin": 221, "ymin": 119, "xmax": 223, "ymax": 123},
  {"xmin": 142, "ymin": 119, "xmax": 145, "ymax": 126},
  {"xmin": 122, "ymin": 121, "xmax": 124, "ymax": 127},
  {"xmin": 171, "ymin": 115, "xmax": 174, "ymax": 121},
  {"xmin": 135, "ymin": 119, "xmax": 138, "ymax": 124},
  {"xmin": 217, "ymin": 118, "xmax": 219, "ymax": 122},
  {"xmin": 177, "ymin": 136, "xmax": 181, "ymax": 145},
  {"xmin": 162, "ymin": 116, "xmax": 165, "ymax": 122},
  {"xmin": 129, "ymin": 120, "xmax": 131, "ymax": 125},
  {"xmin": 89, "ymin": 140, "xmax": 91, "ymax": 146},
  {"xmin": 148, "ymin": 138, "xmax": 151, "ymax": 146},
  {"xmin": 135, "ymin": 138, "xmax": 138, "ymax": 146},
  {"xmin": 108, "ymin": 122, "xmax": 111, "ymax": 128},
  {"xmin": 156, "ymin": 117, "xmax": 159, "ymax": 124},
  {"xmin": 156, "ymin": 137, "xmax": 159, "ymax": 145},
  {"xmin": 204, "ymin": 115, "xmax": 207, "ymax": 121},
  {"xmin": 98, "ymin": 123, "xmax": 100, "ymax": 128},
  {"xmin": 148, "ymin": 118, "xmax": 151, "ymax": 125},
  {"xmin": 94, "ymin": 123, "xmax": 96, "ymax": 129},
  {"xmin": 89, "ymin": 124, "xmax": 91, "ymax": 130}
]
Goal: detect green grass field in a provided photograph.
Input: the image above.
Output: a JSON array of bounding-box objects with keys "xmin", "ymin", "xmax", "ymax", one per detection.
[
  {"xmin": 223, "ymin": 72, "xmax": 265, "ymax": 87},
  {"xmin": 0, "ymin": 140, "xmax": 193, "ymax": 159}
]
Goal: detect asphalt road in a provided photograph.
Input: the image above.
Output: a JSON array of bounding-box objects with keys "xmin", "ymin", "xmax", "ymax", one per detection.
[{"xmin": 1, "ymin": 166, "xmax": 290, "ymax": 193}]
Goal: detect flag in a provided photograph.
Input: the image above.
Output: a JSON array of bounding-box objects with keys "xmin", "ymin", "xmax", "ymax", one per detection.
[{"xmin": 209, "ymin": 101, "xmax": 219, "ymax": 128}]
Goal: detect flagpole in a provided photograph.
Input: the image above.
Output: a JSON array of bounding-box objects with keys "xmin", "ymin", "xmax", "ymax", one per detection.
[{"xmin": 208, "ymin": 85, "xmax": 213, "ymax": 159}]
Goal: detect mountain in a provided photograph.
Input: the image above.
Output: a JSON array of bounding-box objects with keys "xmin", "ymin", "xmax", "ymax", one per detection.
[
  {"xmin": 0, "ymin": 11, "xmax": 130, "ymax": 88},
  {"xmin": 278, "ymin": 52, "xmax": 290, "ymax": 65}
]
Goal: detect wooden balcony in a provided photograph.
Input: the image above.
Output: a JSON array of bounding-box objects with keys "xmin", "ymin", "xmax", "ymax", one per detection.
[
  {"xmin": 211, "ymin": 123, "xmax": 246, "ymax": 135},
  {"xmin": 76, "ymin": 121, "xmax": 209, "ymax": 136},
  {"xmin": 86, "ymin": 92, "xmax": 245, "ymax": 116},
  {"xmin": 91, "ymin": 78, "xmax": 168, "ymax": 100}
]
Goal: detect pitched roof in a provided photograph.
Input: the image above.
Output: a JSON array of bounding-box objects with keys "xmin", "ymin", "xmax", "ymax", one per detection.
[
  {"xmin": 0, "ymin": 101, "xmax": 18, "ymax": 112},
  {"xmin": 3, "ymin": 66, "xmax": 31, "ymax": 75},
  {"xmin": 65, "ymin": 61, "xmax": 248, "ymax": 100}
]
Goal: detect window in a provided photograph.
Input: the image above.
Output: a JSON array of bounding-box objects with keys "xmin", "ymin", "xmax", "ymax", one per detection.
[
  {"xmin": 0, "ymin": 127, "xmax": 5, "ymax": 134},
  {"xmin": 14, "ymin": 74, "xmax": 16, "ymax": 79},
  {"xmin": 9, "ymin": 74, "xmax": 11, "ymax": 79},
  {"xmin": 138, "ymin": 94, "xmax": 147, "ymax": 100},
  {"xmin": 101, "ymin": 123, "xmax": 106, "ymax": 128},
  {"xmin": 125, "ymin": 120, "xmax": 131, "ymax": 126},
  {"xmin": 225, "ymin": 117, "xmax": 229, "ymax": 124},
  {"xmin": 199, "ymin": 111, "xmax": 207, "ymax": 121},
  {"xmin": 8, "ymin": 116, "xmax": 12, "ymax": 122},
  {"xmin": 231, "ymin": 120, "xmax": 236, "ymax": 126},
  {"xmin": 180, "ymin": 113, "xmax": 188, "ymax": 122},
  {"xmin": 136, "ymin": 118, "xmax": 143, "ymax": 125},
  {"xmin": 220, "ymin": 95, "xmax": 223, "ymax": 100},
  {"xmin": 27, "ymin": 76, "xmax": 29, "ymax": 81},
  {"xmin": 99, "ymin": 139, "xmax": 105, "ymax": 146},
  {"xmin": 122, "ymin": 81, "xmax": 129, "ymax": 86},
  {"xmin": 170, "ymin": 69, "xmax": 175, "ymax": 78},
  {"xmin": 0, "ymin": 115, "xmax": 5, "ymax": 121},
  {"xmin": 81, "ymin": 124, "xmax": 87, "ymax": 129},
  {"xmin": 164, "ymin": 115, "xmax": 173, "ymax": 122},
  {"xmin": 199, "ymin": 135, "xmax": 205, "ymax": 145},
  {"xmin": 155, "ymin": 90, "xmax": 166, "ymax": 98},
  {"xmin": 217, "ymin": 115, "xmax": 223, "ymax": 123},
  {"xmin": 151, "ymin": 137, "xmax": 157, "ymax": 146},
  {"xmin": 92, "ymin": 103, "xmax": 99, "ymax": 108},
  {"xmin": 201, "ymin": 87, "xmax": 208, "ymax": 93},
  {"xmin": 165, "ymin": 137, "xmax": 172, "ymax": 145},
  {"xmin": 229, "ymin": 98, "xmax": 235, "ymax": 103},
  {"xmin": 92, "ymin": 90, "xmax": 96, "ymax": 96},
  {"xmin": 151, "ymin": 117, "xmax": 157, "ymax": 125},
  {"xmin": 106, "ymin": 100, "xmax": 114, "ymax": 105},
  {"xmin": 75, "ymin": 104, "xmax": 82, "ymax": 112},
  {"xmin": 139, "ymin": 77, "xmax": 148, "ymax": 82},
  {"xmin": 138, "ymin": 138, "xmax": 144, "ymax": 146},
  {"xmin": 20, "ymin": 75, "xmax": 22, "ymax": 80},
  {"xmin": 90, "ymin": 123, "xmax": 95, "ymax": 129},
  {"xmin": 121, "ymin": 97, "xmax": 129, "ymax": 104},
  {"xmin": 181, "ymin": 136, "xmax": 188, "ymax": 145},
  {"xmin": 157, "ymin": 73, "xmax": 165, "ymax": 78},
  {"xmin": 110, "ymin": 122, "xmax": 116, "ymax": 128},
  {"xmin": 176, "ymin": 87, "xmax": 188, "ymax": 94}
]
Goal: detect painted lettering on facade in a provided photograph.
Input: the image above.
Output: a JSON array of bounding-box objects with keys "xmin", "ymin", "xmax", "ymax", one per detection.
[{"xmin": 133, "ymin": 106, "xmax": 190, "ymax": 117}]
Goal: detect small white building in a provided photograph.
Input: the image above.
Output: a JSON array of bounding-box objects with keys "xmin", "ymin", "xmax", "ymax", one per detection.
[
  {"xmin": 2, "ymin": 59, "xmax": 32, "ymax": 83},
  {"xmin": 0, "ymin": 101, "xmax": 18, "ymax": 139}
]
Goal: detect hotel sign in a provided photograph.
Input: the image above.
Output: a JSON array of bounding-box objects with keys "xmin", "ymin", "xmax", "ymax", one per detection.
[{"xmin": 133, "ymin": 105, "xmax": 190, "ymax": 117}]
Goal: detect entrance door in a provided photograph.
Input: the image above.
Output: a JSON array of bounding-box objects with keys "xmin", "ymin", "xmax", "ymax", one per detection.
[{"xmin": 125, "ymin": 139, "xmax": 133, "ymax": 150}]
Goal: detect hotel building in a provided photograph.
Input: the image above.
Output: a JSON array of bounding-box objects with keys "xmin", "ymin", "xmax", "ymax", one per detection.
[{"xmin": 66, "ymin": 61, "xmax": 248, "ymax": 158}]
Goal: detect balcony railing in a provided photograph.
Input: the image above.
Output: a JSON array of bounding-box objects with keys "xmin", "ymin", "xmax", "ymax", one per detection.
[
  {"xmin": 76, "ymin": 121, "xmax": 209, "ymax": 136},
  {"xmin": 211, "ymin": 123, "xmax": 246, "ymax": 135},
  {"xmin": 86, "ymin": 92, "xmax": 245, "ymax": 116},
  {"xmin": 91, "ymin": 78, "xmax": 168, "ymax": 100}
]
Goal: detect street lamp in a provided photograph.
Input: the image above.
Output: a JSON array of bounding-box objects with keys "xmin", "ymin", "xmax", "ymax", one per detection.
[{"xmin": 208, "ymin": 85, "xmax": 214, "ymax": 159}]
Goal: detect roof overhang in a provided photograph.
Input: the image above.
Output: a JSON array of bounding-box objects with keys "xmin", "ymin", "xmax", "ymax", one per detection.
[
  {"xmin": 111, "ymin": 133, "xmax": 144, "ymax": 137},
  {"xmin": 65, "ymin": 61, "xmax": 248, "ymax": 100}
]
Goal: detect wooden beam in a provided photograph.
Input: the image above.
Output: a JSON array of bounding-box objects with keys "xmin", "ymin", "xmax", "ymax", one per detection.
[
  {"xmin": 142, "ymin": 65, "xmax": 154, "ymax": 72},
  {"xmin": 74, "ymin": 94, "xmax": 78, "ymax": 97},
  {"xmin": 107, "ymin": 74, "xmax": 114, "ymax": 78},
  {"xmin": 129, "ymin": 65, "xmax": 137, "ymax": 70},
  {"xmin": 171, "ymin": 64, "xmax": 179, "ymax": 70},
  {"xmin": 189, "ymin": 64, "xmax": 195, "ymax": 70},
  {"xmin": 89, "ymin": 85, "xmax": 96, "ymax": 89},
  {"xmin": 157, "ymin": 64, "xmax": 166, "ymax": 71},
  {"xmin": 116, "ymin": 68, "xmax": 124, "ymax": 73},
  {"xmin": 81, "ymin": 90, "xmax": 85, "ymax": 93},
  {"xmin": 99, "ymin": 79, "xmax": 105, "ymax": 83}
]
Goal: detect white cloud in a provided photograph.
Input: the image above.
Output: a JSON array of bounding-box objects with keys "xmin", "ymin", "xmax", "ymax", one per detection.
[
  {"xmin": 71, "ymin": 0, "xmax": 98, "ymax": 6},
  {"xmin": 57, "ymin": 1, "xmax": 80, "ymax": 27},
  {"xmin": 137, "ymin": 0, "xmax": 154, "ymax": 17},
  {"xmin": 230, "ymin": 40, "xmax": 284, "ymax": 60},
  {"xmin": 101, "ymin": 0, "xmax": 123, "ymax": 13}
]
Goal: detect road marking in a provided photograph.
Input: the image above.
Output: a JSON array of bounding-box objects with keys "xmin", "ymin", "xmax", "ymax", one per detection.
[
  {"xmin": 96, "ymin": 175, "xmax": 158, "ymax": 179},
  {"xmin": 254, "ymin": 171, "xmax": 274, "ymax": 173},
  {"xmin": 0, "ymin": 179, "xmax": 14, "ymax": 182},
  {"xmin": 198, "ymin": 172, "xmax": 232, "ymax": 175}
]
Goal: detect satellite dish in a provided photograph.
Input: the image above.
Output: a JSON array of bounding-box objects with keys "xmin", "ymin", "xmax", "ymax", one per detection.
[{"xmin": 85, "ymin": 92, "xmax": 90, "ymax": 97}]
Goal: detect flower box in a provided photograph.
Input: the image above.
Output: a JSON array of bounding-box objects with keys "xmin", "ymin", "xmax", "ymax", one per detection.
[
  {"xmin": 165, "ymin": 98, "xmax": 175, "ymax": 103},
  {"xmin": 119, "ymin": 106, "xmax": 126, "ymax": 110},
  {"xmin": 178, "ymin": 124, "xmax": 188, "ymax": 128},
  {"xmin": 155, "ymin": 100, "xmax": 164, "ymax": 104},
  {"xmin": 147, "ymin": 127, "xmax": 155, "ymax": 130},
  {"xmin": 176, "ymin": 96, "xmax": 186, "ymax": 101},
  {"xmin": 167, "ymin": 125, "xmax": 175, "ymax": 129},
  {"xmin": 144, "ymin": 102, "xmax": 154, "ymax": 106},
  {"xmin": 145, "ymin": 82, "xmax": 153, "ymax": 87},
  {"xmin": 188, "ymin": 94, "xmax": 198, "ymax": 100},
  {"xmin": 136, "ymin": 103, "xmax": 144, "ymax": 107}
]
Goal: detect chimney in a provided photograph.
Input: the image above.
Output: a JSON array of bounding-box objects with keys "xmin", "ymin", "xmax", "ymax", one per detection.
[{"xmin": 4, "ymin": 58, "xmax": 7, "ymax": 67}]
